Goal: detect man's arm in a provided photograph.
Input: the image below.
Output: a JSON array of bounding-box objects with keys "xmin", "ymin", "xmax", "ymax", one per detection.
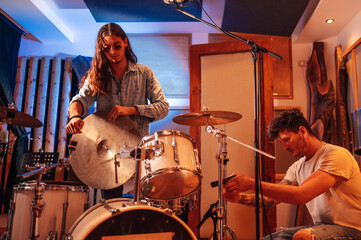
[
  {"xmin": 258, "ymin": 170, "xmax": 341, "ymax": 205},
  {"xmin": 224, "ymin": 170, "xmax": 342, "ymax": 205},
  {"xmin": 236, "ymin": 178, "xmax": 297, "ymax": 209}
]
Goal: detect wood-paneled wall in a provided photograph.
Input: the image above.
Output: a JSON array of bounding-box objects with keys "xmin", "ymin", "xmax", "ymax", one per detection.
[{"xmin": 14, "ymin": 56, "xmax": 74, "ymax": 160}]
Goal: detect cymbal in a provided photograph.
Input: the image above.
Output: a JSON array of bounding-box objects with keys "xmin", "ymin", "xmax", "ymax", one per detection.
[
  {"xmin": 0, "ymin": 106, "xmax": 42, "ymax": 128},
  {"xmin": 173, "ymin": 110, "xmax": 242, "ymax": 126},
  {"xmin": 69, "ymin": 111, "xmax": 141, "ymax": 190}
]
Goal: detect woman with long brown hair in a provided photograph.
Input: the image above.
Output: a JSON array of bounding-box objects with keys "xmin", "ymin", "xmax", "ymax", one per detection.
[{"xmin": 66, "ymin": 23, "xmax": 169, "ymax": 198}]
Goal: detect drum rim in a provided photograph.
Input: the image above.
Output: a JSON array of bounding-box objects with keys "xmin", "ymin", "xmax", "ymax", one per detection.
[
  {"xmin": 138, "ymin": 130, "xmax": 196, "ymax": 147},
  {"xmin": 66, "ymin": 198, "xmax": 133, "ymax": 237},
  {"xmin": 13, "ymin": 181, "xmax": 89, "ymax": 192},
  {"xmin": 66, "ymin": 198, "xmax": 197, "ymax": 240},
  {"xmin": 140, "ymin": 167, "xmax": 202, "ymax": 200}
]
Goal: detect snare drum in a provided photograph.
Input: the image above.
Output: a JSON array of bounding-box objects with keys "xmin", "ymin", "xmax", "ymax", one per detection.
[
  {"xmin": 65, "ymin": 198, "xmax": 197, "ymax": 240},
  {"xmin": 139, "ymin": 130, "xmax": 201, "ymax": 200},
  {"xmin": 8, "ymin": 181, "xmax": 88, "ymax": 240}
]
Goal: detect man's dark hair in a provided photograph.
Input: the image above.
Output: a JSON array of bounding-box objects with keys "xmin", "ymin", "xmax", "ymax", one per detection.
[{"xmin": 266, "ymin": 109, "xmax": 314, "ymax": 141}]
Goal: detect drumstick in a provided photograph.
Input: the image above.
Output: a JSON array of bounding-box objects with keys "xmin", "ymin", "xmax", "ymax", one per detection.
[{"xmin": 210, "ymin": 175, "xmax": 236, "ymax": 188}]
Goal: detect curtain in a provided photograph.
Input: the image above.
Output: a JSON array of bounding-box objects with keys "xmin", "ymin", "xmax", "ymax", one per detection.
[{"xmin": 0, "ymin": 12, "xmax": 28, "ymax": 212}]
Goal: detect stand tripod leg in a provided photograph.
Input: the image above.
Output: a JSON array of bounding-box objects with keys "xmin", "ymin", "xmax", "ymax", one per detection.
[{"xmin": 212, "ymin": 211, "xmax": 218, "ymax": 240}]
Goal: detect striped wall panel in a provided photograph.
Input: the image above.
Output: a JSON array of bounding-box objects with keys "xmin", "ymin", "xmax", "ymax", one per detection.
[{"xmin": 14, "ymin": 56, "xmax": 75, "ymax": 160}]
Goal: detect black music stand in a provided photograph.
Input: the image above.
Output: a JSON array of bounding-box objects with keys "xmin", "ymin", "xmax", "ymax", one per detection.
[{"xmin": 20, "ymin": 152, "xmax": 59, "ymax": 180}]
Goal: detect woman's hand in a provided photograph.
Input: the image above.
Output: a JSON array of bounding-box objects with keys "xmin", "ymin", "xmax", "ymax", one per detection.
[
  {"xmin": 108, "ymin": 105, "xmax": 139, "ymax": 121},
  {"xmin": 66, "ymin": 117, "xmax": 84, "ymax": 134}
]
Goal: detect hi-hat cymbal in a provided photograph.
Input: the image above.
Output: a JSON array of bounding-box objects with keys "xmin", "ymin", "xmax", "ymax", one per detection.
[
  {"xmin": 0, "ymin": 106, "xmax": 42, "ymax": 128},
  {"xmin": 69, "ymin": 111, "xmax": 141, "ymax": 190},
  {"xmin": 173, "ymin": 110, "xmax": 242, "ymax": 126}
]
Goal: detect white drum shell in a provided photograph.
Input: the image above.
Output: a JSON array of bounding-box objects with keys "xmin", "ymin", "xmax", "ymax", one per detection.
[
  {"xmin": 139, "ymin": 130, "xmax": 201, "ymax": 200},
  {"xmin": 9, "ymin": 182, "xmax": 88, "ymax": 240}
]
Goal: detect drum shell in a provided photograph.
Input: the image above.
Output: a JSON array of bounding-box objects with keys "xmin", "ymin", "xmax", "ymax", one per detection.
[
  {"xmin": 9, "ymin": 181, "xmax": 88, "ymax": 240},
  {"xmin": 66, "ymin": 198, "xmax": 197, "ymax": 240},
  {"xmin": 147, "ymin": 190, "xmax": 198, "ymax": 215},
  {"xmin": 139, "ymin": 130, "xmax": 201, "ymax": 200}
]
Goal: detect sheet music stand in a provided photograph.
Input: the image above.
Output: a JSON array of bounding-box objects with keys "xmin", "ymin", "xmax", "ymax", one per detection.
[{"xmin": 20, "ymin": 152, "xmax": 59, "ymax": 180}]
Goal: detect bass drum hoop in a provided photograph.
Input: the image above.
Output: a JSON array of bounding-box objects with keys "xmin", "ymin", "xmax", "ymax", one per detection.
[
  {"xmin": 66, "ymin": 198, "xmax": 197, "ymax": 240},
  {"xmin": 13, "ymin": 181, "xmax": 89, "ymax": 192}
]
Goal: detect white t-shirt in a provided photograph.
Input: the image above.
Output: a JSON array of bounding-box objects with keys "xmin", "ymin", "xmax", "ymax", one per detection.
[{"xmin": 284, "ymin": 143, "xmax": 361, "ymax": 231}]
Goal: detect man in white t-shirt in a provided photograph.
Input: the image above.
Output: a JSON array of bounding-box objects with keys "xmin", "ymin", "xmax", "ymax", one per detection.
[{"xmin": 223, "ymin": 109, "xmax": 361, "ymax": 240}]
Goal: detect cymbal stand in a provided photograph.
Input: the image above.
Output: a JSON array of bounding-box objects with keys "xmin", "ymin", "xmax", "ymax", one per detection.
[
  {"xmin": 206, "ymin": 126, "xmax": 276, "ymax": 240},
  {"xmin": 29, "ymin": 170, "xmax": 44, "ymax": 240},
  {"xmin": 205, "ymin": 125, "xmax": 236, "ymax": 240}
]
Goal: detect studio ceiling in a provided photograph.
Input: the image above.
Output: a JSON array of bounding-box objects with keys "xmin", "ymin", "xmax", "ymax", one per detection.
[
  {"xmin": 81, "ymin": 0, "xmax": 308, "ymax": 37},
  {"xmin": 1, "ymin": 0, "xmax": 361, "ymax": 44}
]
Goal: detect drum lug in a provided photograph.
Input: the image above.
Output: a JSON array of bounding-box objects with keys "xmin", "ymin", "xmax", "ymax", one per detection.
[
  {"xmin": 47, "ymin": 230, "xmax": 57, "ymax": 240},
  {"xmin": 63, "ymin": 234, "xmax": 73, "ymax": 240},
  {"xmin": 154, "ymin": 140, "xmax": 164, "ymax": 156},
  {"xmin": 172, "ymin": 137, "xmax": 179, "ymax": 164},
  {"xmin": 194, "ymin": 149, "xmax": 201, "ymax": 172},
  {"xmin": 144, "ymin": 140, "xmax": 164, "ymax": 157},
  {"xmin": 100, "ymin": 199, "xmax": 120, "ymax": 215},
  {"xmin": 164, "ymin": 208, "xmax": 174, "ymax": 216},
  {"xmin": 145, "ymin": 159, "xmax": 152, "ymax": 175}
]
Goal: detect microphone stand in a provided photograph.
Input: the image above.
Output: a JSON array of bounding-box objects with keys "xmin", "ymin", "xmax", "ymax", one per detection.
[{"xmin": 173, "ymin": 4, "xmax": 281, "ymax": 239}]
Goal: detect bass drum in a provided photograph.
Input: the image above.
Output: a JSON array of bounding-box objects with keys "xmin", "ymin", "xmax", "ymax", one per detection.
[{"xmin": 66, "ymin": 198, "xmax": 197, "ymax": 240}]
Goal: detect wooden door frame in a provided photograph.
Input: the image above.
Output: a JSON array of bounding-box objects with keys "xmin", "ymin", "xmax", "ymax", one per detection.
[{"xmin": 188, "ymin": 40, "xmax": 276, "ymax": 237}]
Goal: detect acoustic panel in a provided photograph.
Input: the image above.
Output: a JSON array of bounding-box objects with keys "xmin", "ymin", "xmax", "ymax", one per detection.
[
  {"xmin": 222, "ymin": 0, "xmax": 309, "ymax": 36},
  {"xmin": 84, "ymin": 0, "xmax": 203, "ymax": 22}
]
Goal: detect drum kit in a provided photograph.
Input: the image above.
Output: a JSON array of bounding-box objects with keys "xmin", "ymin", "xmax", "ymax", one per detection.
[{"xmin": 1, "ymin": 106, "xmax": 273, "ymax": 240}]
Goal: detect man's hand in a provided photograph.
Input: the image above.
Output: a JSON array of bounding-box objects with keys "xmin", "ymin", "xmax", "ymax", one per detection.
[
  {"xmin": 223, "ymin": 189, "xmax": 242, "ymax": 203},
  {"xmin": 108, "ymin": 105, "xmax": 139, "ymax": 121},
  {"xmin": 66, "ymin": 117, "xmax": 84, "ymax": 134},
  {"xmin": 223, "ymin": 173, "xmax": 254, "ymax": 193}
]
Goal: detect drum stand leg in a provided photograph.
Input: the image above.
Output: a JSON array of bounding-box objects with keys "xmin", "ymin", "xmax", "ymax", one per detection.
[
  {"xmin": 29, "ymin": 174, "xmax": 45, "ymax": 240},
  {"xmin": 60, "ymin": 191, "xmax": 70, "ymax": 240},
  {"xmin": 132, "ymin": 146, "xmax": 146, "ymax": 204},
  {"xmin": 131, "ymin": 146, "xmax": 154, "ymax": 204}
]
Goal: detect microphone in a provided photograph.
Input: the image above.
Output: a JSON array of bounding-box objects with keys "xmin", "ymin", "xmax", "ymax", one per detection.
[
  {"xmin": 163, "ymin": 0, "xmax": 189, "ymax": 4},
  {"xmin": 0, "ymin": 129, "xmax": 9, "ymax": 164}
]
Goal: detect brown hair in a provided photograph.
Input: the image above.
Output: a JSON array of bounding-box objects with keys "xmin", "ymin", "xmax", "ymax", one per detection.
[
  {"xmin": 267, "ymin": 109, "xmax": 314, "ymax": 141},
  {"xmin": 82, "ymin": 23, "xmax": 137, "ymax": 95}
]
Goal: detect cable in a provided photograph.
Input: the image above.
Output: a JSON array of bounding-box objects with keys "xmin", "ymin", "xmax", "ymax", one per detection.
[
  {"xmin": 194, "ymin": 1, "xmax": 274, "ymax": 238},
  {"xmin": 196, "ymin": 0, "xmax": 220, "ymax": 29},
  {"xmin": 259, "ymin": 166, "xmax": 274, "ymax": 240}
]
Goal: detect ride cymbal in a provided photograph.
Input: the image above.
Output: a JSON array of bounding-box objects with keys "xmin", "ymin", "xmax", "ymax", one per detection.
[
  {"xmin": 69, "ymin": 111, "xmax": 141, "ymax": 190},
  {"xmin": 172, "ymin": 110, "xmax": 242, "ymax": 126},
  {"xmin": 0, "ymin": 106, "xmax": 42, "ymax": 128}
]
